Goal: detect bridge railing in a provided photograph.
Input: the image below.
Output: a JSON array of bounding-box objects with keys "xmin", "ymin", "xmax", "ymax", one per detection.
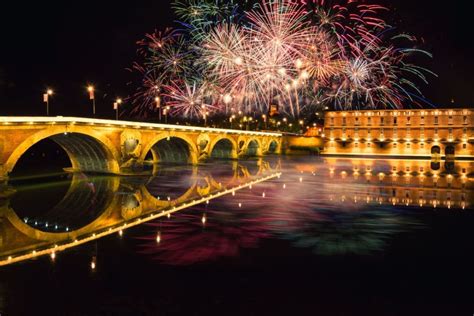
[{"xmin": 0, "ymin": 116, "xmax": 282, "ymax": 137}]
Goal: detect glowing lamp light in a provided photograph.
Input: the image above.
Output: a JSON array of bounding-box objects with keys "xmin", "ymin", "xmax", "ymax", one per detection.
[
  {"xmin": 47, "ymin": 89, "xmax": 53, "ymax": 96},
  {"xmin": 156, "ymin": 232, "xmax": 161, "ymax": 244}
]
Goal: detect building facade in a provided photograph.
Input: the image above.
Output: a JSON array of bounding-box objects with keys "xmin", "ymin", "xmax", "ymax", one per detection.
[{"xmin": 323, "ymin": 108, "xmax": 474, "ymax": 159}]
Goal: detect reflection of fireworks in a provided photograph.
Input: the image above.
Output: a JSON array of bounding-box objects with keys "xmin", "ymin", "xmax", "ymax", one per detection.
[{"xmin": 137, "ymin": 204, "xmax": 270, "ymax": 265}]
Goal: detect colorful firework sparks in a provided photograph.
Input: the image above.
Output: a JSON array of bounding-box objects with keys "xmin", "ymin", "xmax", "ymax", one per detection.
[
  {"xmin": 164, "ymin": 81, "xmax": 216, "ymax": 119},
  {"xmin": 130, "ymin": 0, "xmax": 434, "ymax": 120}
]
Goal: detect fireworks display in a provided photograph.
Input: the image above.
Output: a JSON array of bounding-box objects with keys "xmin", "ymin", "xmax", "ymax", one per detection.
[{"xmin": 129, "ymin": 0, "xmax": 434, "ymax": 120}]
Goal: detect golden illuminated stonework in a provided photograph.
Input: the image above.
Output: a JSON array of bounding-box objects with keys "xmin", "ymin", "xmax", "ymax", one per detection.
[{"xmin": 322, "ymin": 109, "xmax": 473, "ymax": 159}]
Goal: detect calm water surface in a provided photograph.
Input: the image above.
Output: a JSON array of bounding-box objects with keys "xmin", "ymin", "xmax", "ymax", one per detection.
[{"xmin": 0, "ymin": 157, "xmax": 473, "ymax": 315}]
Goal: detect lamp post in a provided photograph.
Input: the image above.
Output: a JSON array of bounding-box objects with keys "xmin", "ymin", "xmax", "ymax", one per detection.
[
  {"xmin": 155, "ymin": 96, "xmax": 162, "ymax": 122},
  {"xmin": 262, "ymin": 114, "xmax": 267, "ymax": 130},
  {"xmin": 88, "ymin": 86, "xmax": 95, "ymax": 116},
  {"xmin": 43, "ymin": 89, "xmax": 53, "ymax": 116},
  {"xmin": 113, "ymin": 98, "xmax": 122, "ymax": 120},
  {"xmin": 165, "ymin": 106, "xmax": 170, "ymax": 124}
]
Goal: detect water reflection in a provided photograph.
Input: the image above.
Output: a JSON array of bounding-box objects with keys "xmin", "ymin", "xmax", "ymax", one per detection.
[
  {"xmin": 137, "ymin": 158, "xmax": 473, "ymax": 263},
  {"xmin": 0, "ymin": 159, "xmax": 280, "ymax": 266}
]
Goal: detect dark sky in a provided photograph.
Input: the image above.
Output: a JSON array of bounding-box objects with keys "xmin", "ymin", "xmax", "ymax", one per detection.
[{"xmin": 0, "ymin": 1, "xmax": 472, "ymax": 118}]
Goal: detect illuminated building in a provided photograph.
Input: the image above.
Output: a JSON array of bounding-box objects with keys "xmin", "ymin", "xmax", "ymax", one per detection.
[{"xmin": 323, "ymin": 109, "xmax": 473, "ymax": 159}]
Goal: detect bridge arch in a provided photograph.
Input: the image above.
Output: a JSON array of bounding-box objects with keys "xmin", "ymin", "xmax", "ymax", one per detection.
[
  {"xmin": 245, "ymin": 139, "xmax": 262, "ymax": 157},
  {"xmin": 267, "ymin": 139, "xmax": 279, "ymax": 154},
  {"xmin": 209, "ymin": 136, "xmax": 238, "ymax": 160},
  {"xmin": 141, "ymin": 134, "xmax": 199, "ymax": 165},
  {"xmin": 5, "ymin": 128, "xmax": 121, "ymax": 176}
]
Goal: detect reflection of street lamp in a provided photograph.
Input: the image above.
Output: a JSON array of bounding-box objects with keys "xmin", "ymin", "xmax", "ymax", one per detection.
[
  {"xmin": 113, "ymin": 98, "xmax": 122, "ymax": 120},
  {"xmin": 43, "ymin": 89, "xmax": 53, "ymax": 116},
  {"xmin": 155, "ymin": 96, "xmax": 162, "ymax": 122},
  {"xmin": 88, "ymin": 86, "xmax": 96, "ymax": 116}
]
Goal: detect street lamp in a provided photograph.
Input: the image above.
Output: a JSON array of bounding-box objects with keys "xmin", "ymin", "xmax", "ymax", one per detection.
[
  {"xmin": 113, "ymin": 98, "xmax": 122, "ymax": 120},
  {"xmin": 223, "ymin": 94, "xmax": 232, "ymax": 114},
  {"xmin": 88, "ymin": 86, "xmax": 96, "ymax": 116},
  {"xmin": 165, "ymin": 105, "xmax": 170, "ymax": 124},
  {"xmin": 262, "ymin": 114, "xmax": 267, "ymax": 130},
  {"xmin": 43, "ymin": 89, "xmax": 53, "ymax": 116},
  {"xmin": 155, "ymin": 96, "xmax": 162, "ymax": 122}
]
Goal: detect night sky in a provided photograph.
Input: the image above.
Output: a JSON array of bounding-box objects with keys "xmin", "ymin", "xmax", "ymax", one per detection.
[{"xmin": 0, "ymin": 0, "xmax": 472, "ymax": 118}]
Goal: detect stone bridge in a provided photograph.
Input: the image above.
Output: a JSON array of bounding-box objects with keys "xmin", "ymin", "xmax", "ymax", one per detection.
[{"xmin": 0, "ymin": 117, "xmax": 282, "ymax": 180}]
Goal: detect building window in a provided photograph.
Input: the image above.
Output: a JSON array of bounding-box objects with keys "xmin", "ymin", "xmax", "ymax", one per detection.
[
  {"xmin": 355, "ymin": 142, "xmax": 359, "ymax": 148},
  {"xmin": 420, "ymin": 143, "xmax": 425, "ymax": 149},
  {"xmin": 464, "ymin": 116, "xmax": 468, "ymax": 124},
  {"xmin": 434, "ymin": 127, "xmax": 439, "ymax": 135},
  {"xmin": 406, "ymin": 166, "xmax": 410, "ymax": 172},
  {"xmin": 449, "ymin": 116, "xmax": 453, "ymax": 125},
  {"xmin": 434, "ymin": 116, "xmax": 439, "ymax": 125},
  {"xmin": 420, "ymin": 116, "xmax": 425, "ymax": 125},
  {"xmin": 393, "ymin": 117, "xmax": 397, "ymax": 125},
  {"xmin": 462, "ymin": 168, "xmax": 467, "ymax": 173},
  {"xmin": 463, "ymin": 143, "xmax": 467, "ymax": 149},
  {"xmin": 393, "ymin": 143, "xmax": 397, "ymax": 148},
  {"xmin": 449, "ymin": 128, "xmax": 453, "ymax": 138},
  {"xmin": 367, "ymin": 143, "xmax": 371, "ymax": 148},
  {"xmin": 355, "ymin": 117, "xmax": 359, "ymax": 125},
  {"xmin": 406, "ymin": 143, "xmax": 411, "ymax": 149},
  {"xmin": 380, "ymin": 117, "xmax": 385, "ymax": 125},
  {"xmin": 420, "ymin": 167, "xmax": 424, "ymax": 172},
  {"xmin": 463, "ymin": 127, "xmax": 467, "ymax": 135},
  {"xmin": 420, "ymin": 127, "xmax": 425, "ymax": 138},
  {"xmin": 368, "ymin": 117, "xmax": 372, "ymax": 125},
  {"xmin": 380, "ymin": 128, "xmax": 384, "ymax": 137},
  {"xmin": 342, "ymin": 117, "xmax": 346, "ymax": 126},
  {"xmin": 406, "ymin": 117, "xmax": 411, "ymax": 125},
  {"xmin": 330, "ymin": 117, "xmax": 334, "ymax": 125}
]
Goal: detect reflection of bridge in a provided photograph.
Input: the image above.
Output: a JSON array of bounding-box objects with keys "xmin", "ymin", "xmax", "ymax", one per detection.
[
  {"xmin": 0, "ymin": 117, "xmax": 282, "ymax": 180},
  {"xmin": 0, "ymin": 160, "xmax": 281, "ymax": 266}
]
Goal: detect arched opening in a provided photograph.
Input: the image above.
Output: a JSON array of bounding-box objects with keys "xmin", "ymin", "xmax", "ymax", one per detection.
[
  {"xmin": 246, "ymin": 140, "xmax": 260, "ymax": 157},
  {"xmin": 268, "ymin": 140, "xmax": 278, "ymax": 154},
  {"xmin": 9, "ymin": 138, "xmax": 71, "ymax": 180},
  {"xmin": 430, "ymin": 162, "xmax": 441, "ymax": 171},
  {"xmin": 211, "ymin": 139, "xmax": 234, "ymax": 160},
  {"xmin": 445, "ymin": 161, "xmax": 455, "ymax": 172},
  {"xmin": 9, "ymin": 133, "xmax": 112, "ymax": 180},
  {"xmin": 431, "ymin": 146, "xmax": 441, "ymax": 155},
  {"xmin": 445, "ymin": 145, "xmax": 455, "ymax": 157},
  {"xmin": 148, "ymin": 137, "xmax": 192, "ymax": 165},
  {"xmin": 11, "ymin": 175, "xmax": 116, "ymax": 233}
]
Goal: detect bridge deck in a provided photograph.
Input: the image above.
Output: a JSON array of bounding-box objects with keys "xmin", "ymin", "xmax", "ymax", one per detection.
[{"xmin": 0, "ymin": 116, "xmax": 282, "ymax": 137}]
